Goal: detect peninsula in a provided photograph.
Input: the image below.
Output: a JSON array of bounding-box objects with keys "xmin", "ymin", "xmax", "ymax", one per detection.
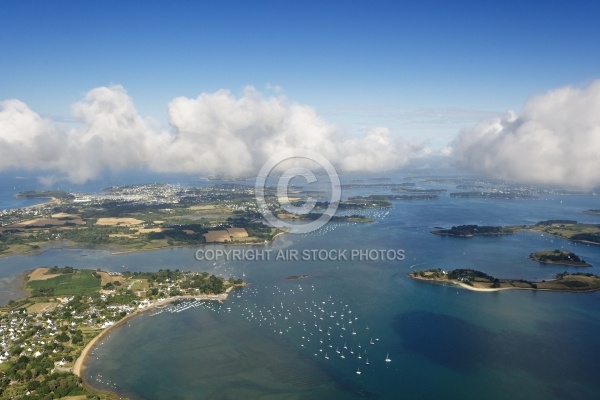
[
  {"xmin": 0, "ymin": 266, "xmax": 242, "ymax": 398},
  {"xmin": 0, "ymin": 183, "xmax": 388, "ymax": 257},
  {"xmin": 526, "ymin": 220, "xmax": 600, "ymax": 245},
  {"xmin": 409, "ymin": 268, "xmax": 600, "ymax": 292}
]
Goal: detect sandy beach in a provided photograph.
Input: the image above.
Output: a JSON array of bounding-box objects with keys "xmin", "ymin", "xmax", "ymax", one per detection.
[
  {"xmin": 21, "ymin": 196, "xmax": 60, "ymax": 210},
  {"xmin": 410, "ymin": 274, "xmax": 521, "ymax": 292},
  {"xmin": 454, "ymin": 281, "xmax": 517, "ymax": 292},
  {"xmin": 409, "ymin": 274, "xmax": 553, "ymax": 292},
  {"xmin": 72, "ymin": 291, "xmax": 230, "ymax": 378}
]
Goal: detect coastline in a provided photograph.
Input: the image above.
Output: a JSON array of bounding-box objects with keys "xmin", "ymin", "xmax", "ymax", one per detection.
[
  {"xmin": 433, "ymin": 226, "xmax": 600, "ymax": 247},
  {"xmin": 409, "ymin": 274, "xmax": 600, "ymax": 293},
  {"xmin": 410, "ymin": 275, "xmax": 515, "ymax": 292},
  {"xmin": 529, "ymin": 255, "xmax": 591, "ymax": 267},
  {"xmin": 454, "ymin": 281, "xmax": 525, "ymax": 292},
  {"xmin": 73, "ymin": 290, "xmax": 231, "ymax": 381},
  {"xmin": 431, "ymin": 231, "xmax": 513, "ymax": 238},
  {"xmin": 19, "ymin": 196, "xmax": 60, "ymax": 210},
  {"xmin": 0, "ymin": 240, "xmax": 126, "ymax": 260},
  {"xmin": 109, "ymin": 231, "xmax": 285, "ymax": 255},
  {"xmin": 519, "ymin": 228, "xmax": 600, "ymax": 247},
  {"xmin": 0, "ymin": 230, "xmax": 286, "ymax": 259}
]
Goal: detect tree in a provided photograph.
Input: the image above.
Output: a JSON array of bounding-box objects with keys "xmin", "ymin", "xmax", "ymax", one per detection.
[
  {"xmin": 27, "ymin": 380, "xmax": 41, "ymax": 390},
  {"xmin": 56, "ymin": 332, "xmax": 70, "ymax": 342}
]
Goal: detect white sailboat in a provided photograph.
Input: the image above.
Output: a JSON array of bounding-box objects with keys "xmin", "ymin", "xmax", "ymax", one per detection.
[
  {"xmin": 356, "ymin": 366, "xmax": 361, "ymax": 375},
  {"xmin": 385, "ymin": 353, "xmax": 391, "ymax": 362}
]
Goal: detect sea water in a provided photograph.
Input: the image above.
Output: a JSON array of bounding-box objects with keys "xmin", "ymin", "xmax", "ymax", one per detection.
[{"xmin": 2, "ymin": 178, "xmax": 600, "ymax": 399}]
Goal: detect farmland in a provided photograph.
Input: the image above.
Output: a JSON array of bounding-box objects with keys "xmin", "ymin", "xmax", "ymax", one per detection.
[{"xmin": 26, "ymin": 269, "xmax": 101, "ymax": 296}]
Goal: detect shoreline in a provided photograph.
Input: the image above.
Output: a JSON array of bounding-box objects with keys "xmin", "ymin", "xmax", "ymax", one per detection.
[
  {"xmin": 518, "ymin": 228, "xmax": 600, "ymax": 246},
  {"xmin": 454, "ymin": 281, "xmax": 528, "ymax": 292},
  {"xmin": 0, "ymin": 230, "xmax": 286, "ymax": 259},
  {"xmin": 73, "ymin": 290, "xmax": 232, "ymax": 381},
  {"xmin": 431, "ymin": 232, "xmax": 513, "ymax": 238},
  {"xmin": 18, "ymin": 196, "xmax": 60, "ymax": 210},
  {"xmin": 409, "ymin": 273, "xmax": 600, "ymax": 293},
  {"xmin": 432, "ymin": 226, "xmax": 600, "ymax": 247},
  {"xmin": 529, "ymin": 255, "xmax": 591, "ymax": 267},
  {"xmin": 109, "ymin": 232, "xmax": 285, "ymax": 255},
  {"xmin": 409, "ymin": 274, "xmax": 572, "ymax": 293},
  {"xmin": 410, "ymin": 275, "xmax": 516, "ymax": 292}
]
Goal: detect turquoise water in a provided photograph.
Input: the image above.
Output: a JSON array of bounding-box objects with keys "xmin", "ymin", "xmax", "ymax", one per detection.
[{"xmin": 2, "ymin": 179, "xmax": 600, "ymax": 399}]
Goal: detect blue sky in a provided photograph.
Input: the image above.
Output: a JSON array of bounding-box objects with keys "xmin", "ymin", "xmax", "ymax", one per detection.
[
  {"xmin": 3, "ymin": 1, "xmax": 598, "ymax": 126},
  {"xmin": 1, "ymin": 0, "xmax": 600, "ymax": 186}
]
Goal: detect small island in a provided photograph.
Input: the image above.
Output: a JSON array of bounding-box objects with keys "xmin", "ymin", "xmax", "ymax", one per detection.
[
  {"xmin": 286, "ymin": 275, "xmax": 309, "ymax": 280},
  {"xmin": 277, "ymin": 212, "xmax": 374, "ymax": 223},
  {"xmin": 409, "ymin": 268, "xmax": 600, "ymax": 292},
  {"xmin": 432, "ymin": 225, "xmax": 514, "ymax": 238},
  {"xmin": 348, "ymin": 194, "xmax": 438, "ymax": 202},
  {"xmin": 0, "ymin": 266, "xmax": 243, "ymax": 398},
  {"xmin": 529, "ymin": 249, "xmax": 591, "ymax": 267},
  {"xmin": 391, "ymin": 188, "xmax": 446, "ymax": 194},
  {"xmin": 313, "ymin": 199, "xmax": 392, "ymax": 209},
  {"xmin": 449, "ymin": 191, "xmax": 537, "ymax": 199},
  {"xmin": 431, "ymin": 220, "xmax": 600, "ymax": 246},
  {"xmin": 583, "ymin": 209, "xmax": 600, "ymax": 215}
]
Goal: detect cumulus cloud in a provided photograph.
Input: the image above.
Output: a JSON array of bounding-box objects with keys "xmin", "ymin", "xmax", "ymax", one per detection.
[
  {"xmin": 67, "ymin": 86, "xmax": 168, "ymax": 183},
  {"xmin": 156, "ymin": 87, "xmax": 417, "ymax": 176},
  {"xmin": 453, "ymin": 80, "xmax": 600, "ymax": 189},
  {"xmin": 0, "ymin": 85, "xmax": 416, "ymax": 183},
  {"xmin": 0, "ymin": 85, "xmax": 168, "ymax": 183},
  {"xmin": 0, "ymin": 99, "xmax": 66, "ymax": 173}
]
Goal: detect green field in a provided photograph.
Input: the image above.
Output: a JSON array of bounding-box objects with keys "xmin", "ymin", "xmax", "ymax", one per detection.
[{"xmin": 26, "ymin": 269, "xmax": 101, "ymax": 296}]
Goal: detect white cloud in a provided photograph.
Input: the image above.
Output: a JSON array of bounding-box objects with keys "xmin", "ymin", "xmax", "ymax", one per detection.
[
  {"xmin": 0, "ymin": 99, "xmax": 65, "ymax": 172},
  {"xmin": 453, "ymin": 80, "xmax": 600, "ymax": 189},
  {"xmin": 0, "ymin": 85, "xmax": 417, "ymax": 183},
  {"xmin": 337, "ymin": 127, "xmax": 417, "ymax": 171},
  {"xmin": 67, "ymin": 85, "xmax": 168, "ymax": 183}
]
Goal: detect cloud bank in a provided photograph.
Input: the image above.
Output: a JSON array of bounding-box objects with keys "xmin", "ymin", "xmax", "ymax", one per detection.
[
  {"xmin": 453, "ymin": 80, "xmax": 600, "ymax": 189},
  {"xmin": 0, "ymin": 86, "xmax": 417, "ymax": 183}
]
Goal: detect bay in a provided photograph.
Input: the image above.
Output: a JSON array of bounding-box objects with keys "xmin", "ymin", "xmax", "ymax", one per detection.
[{"xmin": 1, "ymin": 179, "xmax": 600, "ymax": 399}]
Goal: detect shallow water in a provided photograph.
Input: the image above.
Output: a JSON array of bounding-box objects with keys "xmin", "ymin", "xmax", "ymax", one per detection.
[
  {"xmin": 81, "ymin": 193, "xmax": 600, "ymax": 400},
  {"xmin": 2, "ymin": 177, "xmax": 600, "ymax": 399}
]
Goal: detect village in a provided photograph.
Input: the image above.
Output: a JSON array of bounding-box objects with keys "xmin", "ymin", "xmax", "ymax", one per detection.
[{"xmin": 0, "ymin": 266, "xmax": 242, "ymax": 398}]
